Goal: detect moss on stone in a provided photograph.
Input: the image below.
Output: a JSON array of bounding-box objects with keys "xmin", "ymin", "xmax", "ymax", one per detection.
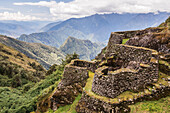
[
  {"xmin": 122, "ymin": 38, "xmax": 129, "ymax": 44},
  {"xmin": 159, "ymin": 60, "xmax": 170, "ymax": 69}
]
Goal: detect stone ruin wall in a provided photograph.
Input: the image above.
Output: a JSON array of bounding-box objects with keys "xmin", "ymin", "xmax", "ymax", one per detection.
[
  {"xmin": 71, "ymin": 59, "xmax": 98, "ymax": 73},
  {"xmin": 45, "ymin": 59, "xmax": 98, "ymax": 112},
  {"xmin": 92, "ymin": 44, "xmax": 159, "ymax": 98},
  {"xmin": 77, "ymin": 84, "xmax": 170, "ymax": 113},
  {"xmin": 106, "ymin": 44, "xmax": 158, "ymax": 67},
  {"xmin": 57, "ymin": 59, "xmax": 98, "ymax": 88}
]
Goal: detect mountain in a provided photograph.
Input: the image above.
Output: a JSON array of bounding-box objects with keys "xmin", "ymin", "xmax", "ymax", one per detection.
[
  {"xmin": 0, "ymin": 43, "xmax": 46, "ymax": 88},
  {"xmin": 18, "ymin": 12, "xmax": 170, "ymax": 48},
  {"xmin": 60, "ymin": 37, "xmax": 104, "ymax": 60},
  {"xmin": 40, "ymin": 21, "xmax": 62, "ymax": 32},
  {"xmin": 0, "ymin": 35, "xmax": 65, "ymax": 69},
  {"xmin": 0, "ymin": 22, "xmax": 31, "ymax": 37},
  {"xmin": 18, "ymin": 26, "xmax": 90, "ymax": 48},
  {"xmin": 0, "ymin": 21, "xmax": 50, "ymax": 38}
]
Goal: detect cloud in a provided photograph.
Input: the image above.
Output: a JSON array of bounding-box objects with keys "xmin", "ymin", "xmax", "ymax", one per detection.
[
  {"xmin": 0, "ymin": 11, "xmax": 48, "ymax": 21},
  {"xmin": 0, "ymin": 7, "xmax": 13, "ymax": 11},
  {"xmin": 14, "ymin": 0, "xmax": 170, "ymax": 20}
]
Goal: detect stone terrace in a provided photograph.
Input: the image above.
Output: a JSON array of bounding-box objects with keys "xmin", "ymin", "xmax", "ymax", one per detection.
[{"xmin": 92, "ymin": 44, "xmax": 159, "ymax": 98}]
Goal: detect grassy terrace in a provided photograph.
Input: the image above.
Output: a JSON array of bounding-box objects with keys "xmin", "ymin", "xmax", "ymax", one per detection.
[
  {"xmin": 130, "ymin": 96, "xmax": 170, "ymax": 113},
  {"xmin": 83, "ymin": 71, "xmax": 169, "ymax": 105}
]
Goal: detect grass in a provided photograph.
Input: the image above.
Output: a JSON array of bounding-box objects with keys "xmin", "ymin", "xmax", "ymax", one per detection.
[
  {"xmin": 122, "ymin": 38, "xmax": 129, "ymax": 44},
  {"xmin": 130, "ymin": 96, "xmax": 170, "ymax": 113},
  {"xmin": 53, "ymin": 94, "xmax": 82, "ymax": 113},
  {"xmin": 0, "ymin": 43, "xmax": 40, "ymax": 72}
]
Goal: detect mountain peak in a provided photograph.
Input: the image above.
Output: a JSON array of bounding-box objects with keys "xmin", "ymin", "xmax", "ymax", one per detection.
[{"xmin": 60, "ymin": 37, "xmax": 104, "ymax": 60}]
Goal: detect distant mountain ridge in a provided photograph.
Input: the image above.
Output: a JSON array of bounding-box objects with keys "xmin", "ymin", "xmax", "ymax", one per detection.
[
  {"xmin": 0, "ymin": 21, "xmax": 50, "ymax": 38},
  {"xmin": 0, "ymin": 35, "xmax": 65, "ymax": 69},
  {"xmin": 18, "ymin": 12, "xmax": 170, "ymax": 48},
  {"xmin": 60, "ymin": 37, "xmax": 104, "ymax": 60},
  {"xmin": 40, "ymin": 21, "xmax": 62, "ymax": 32}
]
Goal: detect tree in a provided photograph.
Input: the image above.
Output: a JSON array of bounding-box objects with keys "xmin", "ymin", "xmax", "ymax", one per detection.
[{"xmin": 62, "ymin": 52, "xmax": 79, "ymax": 66}]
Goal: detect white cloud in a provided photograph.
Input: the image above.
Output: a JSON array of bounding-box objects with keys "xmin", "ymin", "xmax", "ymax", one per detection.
[
  {"xmin": 0, "ymin": 11, "xmax": 49, "ymax": 21},
  {"xmin": 14, "ymin": 0, "xmax": 170, "ymax": 20},
  {"xmin": 0, "ymin": 7, "xmax": 13, "ymax": 11}
]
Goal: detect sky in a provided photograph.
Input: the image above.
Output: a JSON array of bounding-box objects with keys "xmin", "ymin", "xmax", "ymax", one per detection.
[{"xmin": 0, "ymin": 0, "xmax": 170, "ymax": 21}]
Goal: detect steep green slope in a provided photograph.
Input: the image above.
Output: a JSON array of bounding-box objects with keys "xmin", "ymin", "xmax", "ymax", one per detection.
[
  {"xmin": 60, "ymin": 37, "xmax": 104, "ymax": 60},
  {"xmin": 0, "ymin": 53, "xmax": 78, "ymax": 113},
  {"xmin": 0, "ymin": 35, "xmax": 65, "ymax": 69},
  {"xmin": 0, "ymin": 66, "xmax": 62, "ymax": 113},
  {"xmin": 0, "ymin": 43, "xmax": 46, "ymax": 88}
]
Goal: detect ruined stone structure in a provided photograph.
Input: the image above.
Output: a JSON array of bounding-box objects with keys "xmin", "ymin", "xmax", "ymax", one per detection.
[
  {"xmin": 37, "ymin": 59, "xmax": 99, "ymax": 112},
  {"xmin": 37, "ymin": 27, "xmax": 170, "ymax": 113},
  {"xmin": 92, "ymin": 44, "xmax": 159, "ymax": 98}
]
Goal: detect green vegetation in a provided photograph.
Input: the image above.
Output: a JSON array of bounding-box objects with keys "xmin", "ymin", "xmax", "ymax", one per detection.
[
  {"xmin": 51, "ymin": 94, "xmax": 82, "ymax": 113},
  {"xmin": 130, "ymin": 96, "xmax": 170, "ymax": 113},
  {"xmin": 0, "ymin": 67, "xmax": 62, "ymax": 113},
  {"xmin": 0, "ymin": 43, "xmax": 46, "ymax": 88},
  {"xmin": 61, "ymin": 52, "xmax": 79, "ymax": 66},
  {"xmin": 0, "ymin": 52, "xmax": 80, "ymax": 113},
  {"xmin": 122, "ymin": 38, "xmax": 129, "ymax": 44}
]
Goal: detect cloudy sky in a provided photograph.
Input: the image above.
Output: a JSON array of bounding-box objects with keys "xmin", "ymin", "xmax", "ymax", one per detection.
[{"xmin": 0, "ymin": 0, "xmax": 170, "ymax": 21}]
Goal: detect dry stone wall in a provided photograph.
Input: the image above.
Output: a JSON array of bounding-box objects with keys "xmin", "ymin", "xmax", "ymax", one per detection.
[
  {"xmin": 92, "ymin": 44, "xmax": 159, "ymax": 98},
  {"xmin": 71, "ymin": 59, "xmax": 98, "ymax": 73},
  {"xmin": 76, "ymin": 92, "xmax": 130, "ymax": 113},
  {"xmin": 45, "ymin": 59, "xmax": 98, "ymax": 111},
  {"xmin": 77, "ymin": 84, "xmax": 170, "ymax": 113}
]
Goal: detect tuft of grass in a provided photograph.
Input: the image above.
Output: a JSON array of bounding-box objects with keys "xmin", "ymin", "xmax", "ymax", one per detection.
[{"xmin": 122, "ymin": 38, "xmax": 129, "ymax": 44}]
